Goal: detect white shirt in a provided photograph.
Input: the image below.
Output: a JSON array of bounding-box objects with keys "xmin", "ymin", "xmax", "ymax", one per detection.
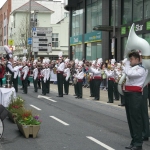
[
  {"xmin": 57, "ymin": 62, "xmax": 65, "ymax": 72},
  {"xmin": 33, "ymin": 68, "xmax": 38, "ymax": 80},
  {"xmin": 22, "ymin": 66, "xmax": 29, "ymax": 80},
  {"xmin": 64, "ymin": 68, "xmax": 70, "ymax": 81}
]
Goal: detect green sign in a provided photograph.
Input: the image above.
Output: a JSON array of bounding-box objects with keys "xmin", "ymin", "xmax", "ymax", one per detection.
[
  {"xmin": 84, "ymin": 31, "xmax": 101, "ymax": 43},
  {"xmin": 70, "ymin": 35, "xmax": 83, "ymax": 46},
  {"xmin": 121, "ymin": 27, "xmax": 126, "ymax": 35},
  {"xmin": 146, "ymin": 21, "xmax": 150, "ymax": 30}
]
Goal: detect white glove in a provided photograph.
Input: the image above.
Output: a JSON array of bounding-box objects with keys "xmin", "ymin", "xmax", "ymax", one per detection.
[{"xmin": 65, "ymin": 78, "xmax": 68, "ymax": 81}]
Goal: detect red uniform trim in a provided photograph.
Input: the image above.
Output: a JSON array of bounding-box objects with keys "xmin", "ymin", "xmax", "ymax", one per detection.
[
  {"xmin": 108, "ymin": 78, "xmax": 115, "ymax": 81},
  {"xmin": 125, "ymin": 86, "xmax": 142, "ymax": 92},
  {"xmin": 93, "ymin": 76, "xmax": 101, "ymax": 80},
  {"xmin": 77, "ymin": 79, "xmax": 83, "ymax": 82}
]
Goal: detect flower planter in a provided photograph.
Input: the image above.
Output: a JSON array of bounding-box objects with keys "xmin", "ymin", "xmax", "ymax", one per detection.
[
  {"xmin": 16, "ymin": 121, "xmax": 40, "ymax": 138},
  {"xmin": 7, "ymin": 111, "xmax": 17, "ymax": 123}
]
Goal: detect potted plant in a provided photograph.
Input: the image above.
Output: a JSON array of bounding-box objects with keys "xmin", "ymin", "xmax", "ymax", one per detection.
[
  {"xmin": 16, "ymin": 109, "xmax": 41, "ymax": 138},
  {"xmin": 7, "ymin": 96, "xmax": 24, "ymax": 123}
]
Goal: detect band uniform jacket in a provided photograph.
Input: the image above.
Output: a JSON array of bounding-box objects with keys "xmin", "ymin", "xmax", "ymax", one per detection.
[
  {"xmin": 22, "ymin": 66, "xmax": 29, "ymax": 80},
  {"xmin": 13, "ymin": 66, "xmax": 20, "ymax": 79},
  {"xmin": 64, "ymin": 68, "xmax": 70, "ymax": 81},
  {"xmin": 41, "ymin": 68, "xmax": 47, "ymax": 83},
  {"xmin": 57, "ymin": 62, "xmax": 65, "ymax": 72},
  {"xmin": 46, "ymin": 68, "xmax": 51, "ymax": 80},
  {"xmin": 124, "ymin": 61, "xmax": 148, "ymax": 92},
  {"xmin": 75, "ymin": 71, "xmax": 84, "ymax": 80},
  {"xmin": 89, "ymin": 68, "xmax": 101, "ymax": 79},
  {"xmin": 33, "ymin": 68, "xmax": 38, "ymax": 80}
]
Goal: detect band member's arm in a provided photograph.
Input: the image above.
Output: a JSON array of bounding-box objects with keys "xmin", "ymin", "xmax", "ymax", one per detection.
[
  {"xmin": 66, "ymin": 68, "xmax": 70, "ymax": 81},
  {"xmin": 23, "ymin": 67, "xmax": 29, "ymax": 80},
  {"xmin": 76, "ymin": 72, "xmax": 84, "ymax": 79},
  {"xmin": 34, "ymin": 69, "xmax": 38, "ymax": 80},
  {"xmin": 57, "ymin": 63, "xmax": 65, "ymax": 71}
]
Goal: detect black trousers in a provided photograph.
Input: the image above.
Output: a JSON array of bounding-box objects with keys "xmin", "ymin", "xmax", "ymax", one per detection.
[
  {"xmin": 46, "ymin": 78, "xmax": 50, "ymax": 93},
  {"xmin": 124, "ymin": 92, "xmax": 143, "ymax": 147},
  {"xmin": 64, "ymin": 76, "xmax": 70, "ymax": 94},
  {"xmin": 41, "ymin": 78, "xmax": 46, "ymax": 95},
  {"xmin": 121, "ymin": 95, "xmax": 125, "ymax": 105},
  {"xmin": 108, "ymin": 80, "xmax": 114, "ymax": 102},
  {"xmin": 22, "ymin": 76, "xmax": 28, "ymax": 94},
  {"xmin": 38, "ymin": 79, "xmax": 41, "ymax": 88},
  {"xmin": 148, "ymin": 84, "xmax": 150, "ymax": 107},
  {"xmin": 142, "ymin": 86, "xmax": 149, "ymax": 138},
  {"xmin": 74, "ymin": 84, "xmax": 77, "ymax": 95},
  {"xmin": 0, "ymin": 78, "xmax": 3, "ymax": 87},
  {"xmin": 13, "ymin": 76, "xmax": 18, "ymax": 92},
  {"xmin": 90, "ymin": 80, "xmax": 94, "ymax": 96},
  {"xmin": 76, "ymin": 81, "xmax": 82, "ymax": 98},
  {"xmin": 93, "ymin": 79, "xmax": 101, "ymax": 100},
  {"xmin": 114, "ymin": 82, "xmax": 119, "ymax": 100},
  {"xmin": 33, "ymin": 78, "xmax": 38, "ymax": 92},
  {"xmin": 57, "ymin": 73, "xmax": 63, "ymax": 96}
]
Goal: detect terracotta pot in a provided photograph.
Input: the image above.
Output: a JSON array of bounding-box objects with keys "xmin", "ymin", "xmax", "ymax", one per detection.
[{"xmin": 16, "ymin": 121, "xmax": 40, "ymax": 138}]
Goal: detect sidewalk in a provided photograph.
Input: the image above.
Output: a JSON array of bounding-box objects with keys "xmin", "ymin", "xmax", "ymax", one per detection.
[{"xmin": 50, "ymin": 83, "xmax": 150, "ymax": 114}]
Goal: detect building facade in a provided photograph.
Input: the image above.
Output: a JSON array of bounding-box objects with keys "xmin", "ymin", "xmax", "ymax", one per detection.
[{"xmin": 64, "ymin": 0, "xmax": 150, "ymax": 61}]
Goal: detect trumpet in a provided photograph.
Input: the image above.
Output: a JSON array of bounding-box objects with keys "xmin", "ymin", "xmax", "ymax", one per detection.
[{"xmin": 53, "ymin": 67, "xmax": 57, "ymax": 74}]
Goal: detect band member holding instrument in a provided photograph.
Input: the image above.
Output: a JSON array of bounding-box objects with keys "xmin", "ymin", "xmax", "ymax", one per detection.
[
  {"xmin": 124, "ymin": 51, "xmax": 148, "ymax": 150},
  {"xmin": 56, "ymin": 52, "xmax": 65, "ymax": 97},
  {"xmin": 105, "ymin": 59, "xmax": 115, "ymax": 103},
  {"xmin": 33, "ymin": 60, "xmax": 38, "ymax": 93}
]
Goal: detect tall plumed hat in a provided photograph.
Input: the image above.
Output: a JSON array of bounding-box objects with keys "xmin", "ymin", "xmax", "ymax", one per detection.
[
  {"xmin": 75, "ymin": 59, "xmax": 79, "ymax": 64},
  {"xmin": 22, "ymin": 56, "xmax": 27, "ymax": 62},
  {"xmin": 92, "ymin": 60, "xmax": 96, "ymax": 66},
  {"xmin": 111, "ymin": 59, "xmax": 116, "ymax": 65},
  {"xmin": 78, "ymin": 61, "xmax": 83, "ymax": 69},
  {"xmin": 97, "ymin": 58, "xmax": 103, "ymax": 67},
  {"xmin": 65, "ymin": 58, "xmax": 70, "ymax": 64},
  {"xmin": 4, "ymin": 45, "xmax": 13, "ymax": 60},
  {"xmin": 58, "ymin": 52, "xmax": 63, "ymax": 59},
  {"xmin": 13, "ymin": 56, "xmax": 18, "ymax": 63}
]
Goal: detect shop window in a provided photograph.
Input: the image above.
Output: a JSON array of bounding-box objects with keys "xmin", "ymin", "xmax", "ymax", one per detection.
[
  {"xmin": 86, "ymin": 0, "xmax": 102, "ymax": 33},
  {"xmin": 122, "ymin": 0, "xmax": 132, "ymax": 25},
  {"xmin": 86, "ymin": 42, "xmax": 102, "ymax": 60},
  {"xmin": 144, "ymin": 0, "xmax": 150, "ymax": 19},
  {"xmin": 133, "ymin": 0, "xmax": 143, "ymax": 22},
  {"xmin": 121, "ymin": 37, "xmax": 127, "ymax": 58},
  {"xmin": 52, "ymin": 33, "xmax": 59, "ymax": 48},
  {"xmin": 110, "ymin": 0, "xmax": 118, "ymax": 26},
  {"xmin": 72, "ymin": 45, "xmax": 83, "ymax": 60},
  {"xmin": 143, "ymin": 33, "xmax": 150, "ymax": 44}
]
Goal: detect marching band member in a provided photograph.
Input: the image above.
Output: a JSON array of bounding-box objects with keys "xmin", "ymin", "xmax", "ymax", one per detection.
[
  {"xmin": 33, "ymin": 60, "xmax": 38, "ymax": 92},
  {"xmin": 21, "ymin": 57, "xmax": 29, "ymax": 94},
  {"xmin": 56, "ymin": 52, "xmax": 65, "ymax": 97},
  {"xmin": 63, "ymin": 58, "xmax": 70, "ymax": 95},
  {"xmin": 89, "ymin": 60, "xmax": 95, "ymax": 97},
  {"xmin": 75, "ymin": 61, "xmax": 84, "ymax": 99},
  {"xmin": 114, "ymin": 62, "xmax": 121, "ymax": 101},
  {"xmin": 89, "ymin": 58, "xmax": 102, "ymax": 100},
  {"xmin": 13, "ymin": 56, "xmax": 20, "ymax": 92},
  {"xmin": 105, "ymin": 59, "xmax": 115, "ymax": 103},
  {"xmin": 41, "ymin": 59, "xmax": 47, "ymax": 95},
  {"xmin": 45, "ymin": 59, "xmax": 51, "ymax": 94},
  {"xmin": 124, "ymin": 51, "xmax": 148, "ymax": 150},
  {"xmin": 4, "ymin": 46, "xmax": 22, "ymax": 85}
]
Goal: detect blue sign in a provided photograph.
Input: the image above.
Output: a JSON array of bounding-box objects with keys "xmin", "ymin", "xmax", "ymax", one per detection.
[
  {"xmin": 70, "ymin": 35, "xmax": 83, "ymax": 46},
  {"xmin": 28, "ymin": 38, "xmax": 32, "ymax": 45},
  {"xmin": 32, "ymin": 27, "xmax": 36, "ymax": 31}
]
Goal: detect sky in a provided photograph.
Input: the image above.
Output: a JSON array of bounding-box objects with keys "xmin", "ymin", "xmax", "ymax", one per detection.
[{"xmin": 0, "ymin": 0, "xmax": 7, "ymax": 8}]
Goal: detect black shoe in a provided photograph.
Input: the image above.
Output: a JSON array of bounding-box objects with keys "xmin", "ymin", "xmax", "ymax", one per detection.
[
  {"xmin": 95, "ymin": 98, "xmax": 99, "ymax": 100},
  {"xmin": 42, "ymin": 93, "xmax": 46, "ymax": 95},
  {"xmin": 56, "ymin": 95, "xmax": 63, "ymax": 97},
  {"xmin": 73, "ymin": 94, "xmax": 76, "ymax": 96},
  {"xmin": 131, "ymin": 146, "xmax": 142, "ymax": 150},
  {"xmin": 142, "ymin": 137, "xmax": 149, "ymax": 141},
  {"xmin": 90, "ymin": 95, "xmax": 94, "ymax": 97},
  {"xmin": 75, "ymin": 96, "xmax": 79, "ymax": 98},
  {"xmin": 78, "ymin": 97, "xmax": 82, "ymax": 99},
  {"xmin": 118, "ymin": 104, "xmax": 125, "ymax": 106},
  {"xmin": 115, "ymin": 99, "xmax": 119, "ymax": 101},
  {"xmin": 107, "ymin": 101, "xmax": 113, "ymax": 103},
  {"xmin": 63, "ymin": 93, "xmax": 68, "ymax": 95},
  {"xmin": 125, "ymin": 145, "xmax": 133, "ymax": 149}
]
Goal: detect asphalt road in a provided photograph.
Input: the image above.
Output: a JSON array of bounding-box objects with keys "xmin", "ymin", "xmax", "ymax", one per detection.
[{"xmin": 0, "ymin": 85, "xmax": 150, "ymax": 150}]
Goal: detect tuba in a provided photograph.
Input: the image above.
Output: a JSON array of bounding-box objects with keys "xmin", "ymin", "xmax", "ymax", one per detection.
[{"xmin": 118, "ymin": 23, "xmax": 150, "ymax": 95}]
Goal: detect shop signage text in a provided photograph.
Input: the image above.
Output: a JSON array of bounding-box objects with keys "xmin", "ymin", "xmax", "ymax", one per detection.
[
  {"xmin": 135, "ymin": 24, "xmax": 143, "ymax": 31},
  {"xmin": 70, "ymin": 35, "xmax": 82, "ymax": 46},
  {"xmin": 84, "ymin": 31, "xmax": 101, "ymax": 43}
]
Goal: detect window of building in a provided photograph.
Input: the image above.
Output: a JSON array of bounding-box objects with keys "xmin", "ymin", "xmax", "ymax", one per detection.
[
  {"xmin": 121, "ymin": 37, "xmax": 127, "ymax": 58},
  {"xmin": 71, "ymin": 3, "xmax": 83, "ymax": 36},
  {"xmin": 144, "ymin": 0, "xmax": 150, "ymax": 19},
  {"xmin": 52, "ymin": 33, "xmax": 59, "ymax": 47},
  {"xmin": 122, "ymin": 0, "xmax": 132, "ymax": 25},
  {"xmin": 86, "ymin": 0, "xmax": 102, "ymax": 33},
  {"xmin": 86, "ymin": 42, "xmax": 102, "ymax": 60},
  {"xmin": 133, "ymin": 0, "xmax": 143, "ymax": 22},
  {"xmin": 4, "ymin": 26, "xmax": 6, "ymax": 36},
  {"xmin": 110, "ymin": 0, "xmax": 118, "ymax": 26},
  {"xmin": 143, "ymin": 33, "xmax": 150, "ymax": 44},
  {"xmin": 72, "ymin": 45, "xmax": 83, "ymax": 60}
]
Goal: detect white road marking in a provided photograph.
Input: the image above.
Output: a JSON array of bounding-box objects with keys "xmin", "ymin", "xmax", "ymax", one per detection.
[
  {"xmin": 86, "ymin": 136, "xmax": 115, "ymax": 150},
  {"xmin": 38, "ymin": 95, "xmax": 57, "ymax": 102},
  {"xmin": 30, "ymin": 105, "xmax": 41, "ymax": 111},
  {"xmin": 50, "ymin": 116, "xmax": 69, "ymax": 126}
]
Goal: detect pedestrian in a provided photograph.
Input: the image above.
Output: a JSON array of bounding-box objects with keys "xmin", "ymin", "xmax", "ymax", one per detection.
[{"xmin": 33, "ymin": 60, "xmax": 38, "ymax": 93}]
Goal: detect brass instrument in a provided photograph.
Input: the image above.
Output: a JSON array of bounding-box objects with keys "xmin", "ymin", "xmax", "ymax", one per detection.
[
  {"xmin": 87, "ymin": 74, "xmax": 90, "ymax": 82},
  {"xmin": 53, "ymin": 67, "xmax": 57, "ymax": 74},
  {"xmin": 73, "ymin": 77, "xmax": 77, "ymax": 85},
  {"xmin": 107, "ymin": 63, "xmax": 111, "ymax": 70}
]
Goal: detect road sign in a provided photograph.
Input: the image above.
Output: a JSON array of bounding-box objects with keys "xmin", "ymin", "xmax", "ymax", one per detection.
[
  {"xmin": 28, "ymin": 38, "xmax": 32, "ymax": 45},
  {"xmin": 8, "ymin": 39, "xmax": 14, "ymax": 46},
  {"xmin": 32, "ymin": 27, "xmax": 52, "ymax": 53},
  {"xmin": 32, "ymin": 27, "xmax": 36, "ymax": 31}
]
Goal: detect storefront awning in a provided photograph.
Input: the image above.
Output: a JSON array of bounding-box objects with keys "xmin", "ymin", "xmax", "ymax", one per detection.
[{"xmin": 93, "ymin": 25, "xmax": 116, "ymax": 31}]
